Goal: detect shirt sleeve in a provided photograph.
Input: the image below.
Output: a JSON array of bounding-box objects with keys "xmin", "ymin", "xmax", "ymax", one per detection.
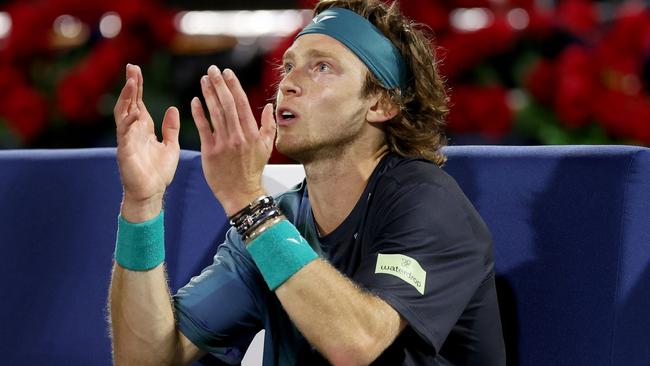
[
  {"xmin": 351, "ymin": 181, "xmax": 493, "ymax": 353},
  {"xmin": 173, "ymin": 228, "xmax": 266, "ymax": 365}
]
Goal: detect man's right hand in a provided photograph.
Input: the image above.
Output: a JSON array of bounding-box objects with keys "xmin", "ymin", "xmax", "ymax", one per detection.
[{"xmin": 114, "ymin": 64, "xmax": 180, "ymax": 222}]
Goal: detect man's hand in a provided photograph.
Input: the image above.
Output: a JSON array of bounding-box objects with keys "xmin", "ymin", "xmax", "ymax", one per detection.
[
  {"xmin": 190, "ymin": 65, "xmax": 276, "ymax": 216},
  {"xmin": 114, "ymin": 64, "xmax": 181, "ymax": 222}
]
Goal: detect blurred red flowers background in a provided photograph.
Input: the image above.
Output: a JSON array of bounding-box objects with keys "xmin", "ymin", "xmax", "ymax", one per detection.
[
  {"xmin": 0, "ymin": 0, "xmax": 175, "ymax": 145},
  {"xmin": 1, "ymin": 0, "xmax": 649, "ymax": 152}
]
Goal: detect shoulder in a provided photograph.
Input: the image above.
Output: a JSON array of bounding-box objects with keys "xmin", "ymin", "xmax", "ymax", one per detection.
[
  {"xmin": 370, "ymin": 154, "xmax": 492, "ymax": 251},
  {"xmin": 381, "ymin": 154, "xmax": 457, "ymax": 189},
  {"xmin": 375, "ymin": 154, "xmax": 467, "ymax": 207}
]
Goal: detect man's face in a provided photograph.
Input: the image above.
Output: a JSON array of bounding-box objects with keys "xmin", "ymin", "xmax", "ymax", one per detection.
[{"xmin": 275, "ymin": 33, "xmax": 374, "ymax": 163}]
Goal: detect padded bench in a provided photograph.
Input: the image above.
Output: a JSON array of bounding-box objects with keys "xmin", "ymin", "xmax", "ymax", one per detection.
[{"xmin": 0, "ymin": 145, "xmax": 648, "ymax": 365}]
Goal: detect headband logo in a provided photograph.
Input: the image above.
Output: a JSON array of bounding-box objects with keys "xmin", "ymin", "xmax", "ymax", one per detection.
[{"xmin": 313, "ymin": 15, "xmax": 336, "ymax": 23}]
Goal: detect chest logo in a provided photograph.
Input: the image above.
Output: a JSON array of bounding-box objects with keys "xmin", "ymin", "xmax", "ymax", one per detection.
[{"xmin": 375, "ymin": 253, "xmax": 426, "ymax": 295}]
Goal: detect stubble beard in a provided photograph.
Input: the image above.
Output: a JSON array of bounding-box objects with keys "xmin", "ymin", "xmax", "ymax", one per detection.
[{"xmin": 276, "ymin": 108, "xmax": 366, "ymax": 165}]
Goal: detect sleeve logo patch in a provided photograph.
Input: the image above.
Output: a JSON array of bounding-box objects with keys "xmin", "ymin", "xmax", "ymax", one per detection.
[{"xmin": 375, "ymin": 253, "xmax": 426, "ymax": 295}]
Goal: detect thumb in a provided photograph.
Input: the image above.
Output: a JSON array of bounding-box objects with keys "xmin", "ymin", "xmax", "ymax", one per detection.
[
  {"xmin": 162, "ymin": 106, "xmax": 180, "ymax": 146},
  {"xmin": 260, "ymin": 103, "xmax": 276, "ymax": 146}
]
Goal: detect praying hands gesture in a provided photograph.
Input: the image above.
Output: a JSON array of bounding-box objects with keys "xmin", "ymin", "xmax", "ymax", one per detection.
[
  {"xmin": 114, "ymin": 64, "xmax": 181, "ymax": 222},
  {"xmin": 190, "ymin": 65, "xmax": 277, "ymax": 216},
  {"xmin": 113, "ymin": 63, "xmax": 275, "ymax": 220}
]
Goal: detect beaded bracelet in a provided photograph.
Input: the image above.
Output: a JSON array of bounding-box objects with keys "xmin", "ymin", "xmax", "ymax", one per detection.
[
  {"xmin": 229, "ymin": 195, "xmax": 285, "ymax": 240},
  {"xmin": 243, "ymin": 207, "xmax": 282, "ymax": 241},
  {"xmin": 229, "ymin": 196, "xmax": 273, "ymax": 225}
]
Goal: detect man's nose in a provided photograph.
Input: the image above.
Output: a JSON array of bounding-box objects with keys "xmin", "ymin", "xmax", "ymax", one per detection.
[{"xmin": 278, "ymin": 71, "xmax": 302, "ymax": 96}]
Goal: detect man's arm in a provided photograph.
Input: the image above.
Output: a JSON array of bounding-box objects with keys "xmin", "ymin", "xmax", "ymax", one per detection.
[
  {"xmin": 190, "ymin": 65, "xmax": 407, "ymax": 365},
  {"xmin": 108, "ymin": 64, "xmax": 203, "ymax": 365},
  {"xmin": 276, "ymin": 258, "xmax": 407, "ymax": 366},
  {"xmin": 109, "ymin": 245, "xmax": 203, "ymax": 365}
]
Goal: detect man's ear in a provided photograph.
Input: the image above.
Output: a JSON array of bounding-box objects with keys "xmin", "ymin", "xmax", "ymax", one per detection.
[{"xmin": 366, "ymin": 94, "xmax": 399, "ymax": 123}]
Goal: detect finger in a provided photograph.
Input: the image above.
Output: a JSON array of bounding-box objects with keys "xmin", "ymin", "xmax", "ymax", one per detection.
[
  {"xmin": 222, "ymin": 68, "xmax": 257, "ymax": 138},
  {"xmin": 208, "ymin": 65, "xmax": 244, "ymax": 140},
  {"xmin": 116, "ymin": 103, "xmax": 140, "ymax": 139},
  {"xmin": 201, "ymin": 74, "xmax": 227, "ymax": 137},
  {"xmin": 190, "ymin": 96, "xmax": 214, "ymax": 147},
  {"xmin": 162, "ymin": 106, "xmax": 180, "ymax": 147},
  {"xmin": 114, "ymin": 78, "xmax": 136, "ymax": 122},
  {"xmin": 125, "ymin": 64, "xmax": 137, "ymax": 100},
  {"xmin": 260, "ymin": 103, "xmax": 277, "ymax": 147},
  {"xmin": 133, "ymin": 64, "xmax": 144, "ymax": 103},
  {"xmin": 136, "ymin": 99, "xmax": 155, "ymax": 135}
]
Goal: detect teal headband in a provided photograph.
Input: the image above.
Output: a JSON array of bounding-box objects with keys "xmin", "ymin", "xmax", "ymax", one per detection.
[{"xmin": 296, "ymin": 7, "xmax": 409, "ymax": 90}]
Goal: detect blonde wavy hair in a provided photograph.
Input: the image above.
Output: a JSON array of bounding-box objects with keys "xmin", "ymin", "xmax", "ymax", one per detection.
[{"xmin": 314, "ymin": 0, "xmax": 449, "ymax": 166}]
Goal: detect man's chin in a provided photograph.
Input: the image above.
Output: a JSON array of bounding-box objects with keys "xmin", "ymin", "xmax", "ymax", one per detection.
[
  {"xmin": 276, "ymin": 141, "xmax": 316, "ymax": 164},
  {"xmin": 276, "ymin": 144, "xmax": 304, "ymax": 163}
]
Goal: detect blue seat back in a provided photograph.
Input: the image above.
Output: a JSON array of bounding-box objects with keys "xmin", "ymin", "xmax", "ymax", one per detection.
[{"xmin": 1, "ymin": 146, "xmax": 648, "ymax": 365}]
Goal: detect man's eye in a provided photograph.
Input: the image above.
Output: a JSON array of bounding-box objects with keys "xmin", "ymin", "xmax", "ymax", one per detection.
[
  {"xmin": 318, "ymin": 63, "xmax": 330, "ymax": 72},
  {"xmin": 283, "ymin": 63, "xmax": 294, "ymax": 73}
]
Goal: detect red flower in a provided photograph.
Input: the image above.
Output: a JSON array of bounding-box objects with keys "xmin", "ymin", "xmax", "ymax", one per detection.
[
  {"xmin": 55, "ymin": 36, "xmax": 142, "ymax": 124},
  {"xmin": 508, "ymin": 0, "xmax": 536, "ymax": 8},
  {"xmin": 147, "ymin": 5, "xmax": 177, "ymax": 46},
  {"xmin": 556, "ymin": 0, "xmax": 598, "ymax": 39},
  {"xmin": 438, "ymin": 18, "xmax": 517, "ymax": 79},
  {"xmin": 553, "ymin": 46, "xmax": 600, "ymax": 128},
  {"xmin": 524, "ymin": 7, "xmax": 554, "ymax": 39},
  {"xmin": 0, "ymin": 85, "xmax": 48, "ymax": 142},
  {"xmin": 525, "ymin": 59, "xmax": 555, "ymax": 106},
  {"xmin": 400, "ymin": 1, "xmax": 451, "ymax": 33},
  {"xmin": 596, "ymin": 9, "xmax": 650, "ymax": 80},
  {"xmin": 451, "ymin": 1, "xmax": 491, "ymax": 7},
  {"xmin": 447, "ymin": 85, "xmax": 513, "ymax": 138},
  {"xmin": 80, "ymin": 38, "xmax": 132, "ymax": 93},
  {"xmin": 602, "ymin": 7, "xmax": 650, "ymax": 59},
  {"xmin": 593, "ymin": 90, "xmax": 650, "ymax": 144},
  {"xmin": 44, "ymin": 0, "xmax": 111, "ymax": 24},
  {"xmin": 56, "ymin": 72, "xmax": 102, "ymax": 123},
  {"xmin": 2, "ymin": 2, "xmax": 55, "ymax": 60},
  {"xmin": 446, "ymin": 87, "xmax": 475, "ymax": 134},
  {"xmin": 0, "ymin": 66, "xmax": 25, "ymax": 98},
  {"xmin": 296, "ymin": 0, "xmax": 318, "ymax": 9}
]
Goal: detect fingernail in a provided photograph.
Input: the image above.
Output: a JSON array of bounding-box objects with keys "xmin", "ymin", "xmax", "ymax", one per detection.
[
  {"xmin": 208, "ymin": 65, "xmax": 220, "ymax": 74},
  {"xmin": 201, "ymin": 76, "xmax": 209, "ymax": 85},
  {"xmin": 223, "ymin": 69, "xmax": 234, "ymax": 80}
]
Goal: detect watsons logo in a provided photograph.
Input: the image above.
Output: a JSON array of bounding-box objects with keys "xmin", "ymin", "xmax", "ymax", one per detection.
[
  {"xmin": 375, "ymin": 253, "xmax": 426, "ymax": 295},
  {"xmin": 377, "ymin": 264, "xmax": 423, "ymax": 289}
]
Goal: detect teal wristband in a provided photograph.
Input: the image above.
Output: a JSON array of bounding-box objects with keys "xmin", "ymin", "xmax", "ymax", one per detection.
[
  {"xmin": 114, "ymin": 211, "xmax": 165, "ymax": 271},
  {"xmin": 247, "ymin": 220, "xmax": 318, "ymax": 290}
]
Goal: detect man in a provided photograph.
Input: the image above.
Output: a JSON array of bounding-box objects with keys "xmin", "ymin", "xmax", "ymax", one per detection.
[{"xmin": 109, "ymin": 0, "xmax": 505, "ymax": 365}]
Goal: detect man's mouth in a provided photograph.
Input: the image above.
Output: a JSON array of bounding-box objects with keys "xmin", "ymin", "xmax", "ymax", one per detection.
[
  {"xmin": 277, "ymin": 108, "xmax": 299, "ymax": 125},
  {"xmin": 281, "ymin": 111, "xmax": 295, "ymax": 120}
]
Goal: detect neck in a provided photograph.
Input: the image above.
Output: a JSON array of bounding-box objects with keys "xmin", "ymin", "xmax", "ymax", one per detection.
[{"xmin": 304, "ymin": 145, "xmax": 388, "ymax": 236}]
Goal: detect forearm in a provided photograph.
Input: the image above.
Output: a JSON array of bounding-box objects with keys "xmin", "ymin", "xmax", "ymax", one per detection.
[
  {"xmin": 275, "ymin": 259, "xmax": 404, "ymax": 366},
  {"xmin": 109, "ymin": 201, "xmax": 184, "ymax": 365},
  {"xmin": 241, "ymin": 212, "xmax": 404, "ymax": 365},
  {"xmin": 109, "ymin": 263, "xmax": 180, "ymax": 364}
]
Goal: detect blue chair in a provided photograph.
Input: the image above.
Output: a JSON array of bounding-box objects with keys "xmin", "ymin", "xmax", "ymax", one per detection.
[
  {"xmin": 443, "ymin": 146, "xmax": 650, "ymax": 366},
  {"xmin": 0, "ymin": 145, "xmax": 648, "ymax": 365}
]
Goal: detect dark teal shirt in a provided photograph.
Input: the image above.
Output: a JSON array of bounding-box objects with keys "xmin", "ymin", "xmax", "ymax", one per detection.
[{"xmin": 173, "ymin": 154, "xmax": 506, "ymax": 365}]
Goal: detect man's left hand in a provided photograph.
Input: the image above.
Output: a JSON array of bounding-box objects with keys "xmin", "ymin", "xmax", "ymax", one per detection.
[{"xmin": 190, "ymin": 65, "xmax": 277, "ymax": 216}]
